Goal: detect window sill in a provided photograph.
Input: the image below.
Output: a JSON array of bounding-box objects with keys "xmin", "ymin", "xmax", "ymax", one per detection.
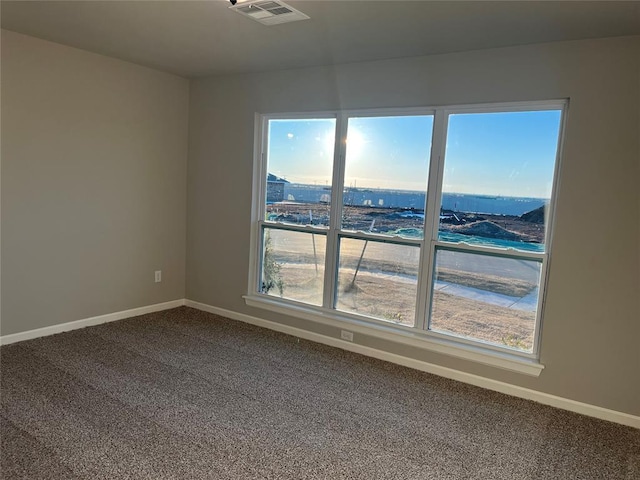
[{"xmin": 244, "ymin": 294, "xmax": 544, "ymax": 377}]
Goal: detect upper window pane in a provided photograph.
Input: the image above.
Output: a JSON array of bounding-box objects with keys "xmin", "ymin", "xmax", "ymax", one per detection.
[
  {"xmin": 265, "ymin": 118, "xmax": 337, "ymax": 227},
  {"xmin": 439, "ymin": 110, "xmax": 562, "ymax": 252},
  {"xmin": 342, "ymin": 115, "xmax": 433, "ymax": 239}
]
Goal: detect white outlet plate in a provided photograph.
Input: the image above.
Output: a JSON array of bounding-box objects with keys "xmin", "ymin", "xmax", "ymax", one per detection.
[
  {"xmin": 340, "ymin": 330, "xmax": 354, "ymax": 342},
  {"xmin": 155, "ymin": 271, "xmax": 162, "ymax": 283}
]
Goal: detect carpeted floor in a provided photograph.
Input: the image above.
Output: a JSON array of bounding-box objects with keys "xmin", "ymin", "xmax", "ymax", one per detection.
[{"xmin": 1, "ymin": 307, "xmax": 638, "ymax": 479}]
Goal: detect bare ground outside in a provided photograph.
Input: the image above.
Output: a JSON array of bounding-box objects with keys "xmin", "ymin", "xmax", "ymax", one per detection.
[{"xmin": 267, "ymin": 262, "xmax": 535, "ymax": 352}]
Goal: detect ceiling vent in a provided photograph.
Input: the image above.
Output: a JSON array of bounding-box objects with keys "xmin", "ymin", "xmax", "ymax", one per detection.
[{"xmin": 230, "ymin": 0, "xmax": 309, "ymax": 26}]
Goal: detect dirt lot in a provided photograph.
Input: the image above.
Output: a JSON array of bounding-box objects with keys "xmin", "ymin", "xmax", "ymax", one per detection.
[
  {"xmin": 266, "ymin": 264, "xmax": 535, "ymax": 352},
  {"xmin": 267, "ymin": 202, "xmax": 545, "ymax": 243}
]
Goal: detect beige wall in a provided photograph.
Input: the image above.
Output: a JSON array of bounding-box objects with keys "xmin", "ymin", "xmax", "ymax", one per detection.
[
  {"xmin": 1, "ymin": 30, "xmax": 189, "ymax": 335},
  {"xmin": 187, "ymin": 36, "xmax": 640, "ymax": 415}
]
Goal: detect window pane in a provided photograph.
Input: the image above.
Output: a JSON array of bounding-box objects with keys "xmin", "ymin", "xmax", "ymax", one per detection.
[
  {"xmin": 266, "ymin": 119, "xmax": 336, "ymax": 227},
  {"xmin": 261, "ymin": 228, "xmax": 326, "ymax": 306},
  {"xmin": 336, "ymin": 238, "xmax": 419, "ymax": 326},
  {"xmin": 342, "ymin": 116, "xmax": 433, "ymax": 239},
  {"xmin": 429, "ymin": 248, "xmax": 542, "ymax": 352},
  {"xmin": 439, "ymin": 110, "xmax": 561, "ymax": 252}
]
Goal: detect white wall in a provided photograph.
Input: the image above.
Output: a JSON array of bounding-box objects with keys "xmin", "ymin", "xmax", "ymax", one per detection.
[
  {"xmin": 1, "ymin": 30, "xmax": 189, "ymax": 335},
  {"xmin": 186, "ymin": 36, "xmax": 640, "ymax": 416}
]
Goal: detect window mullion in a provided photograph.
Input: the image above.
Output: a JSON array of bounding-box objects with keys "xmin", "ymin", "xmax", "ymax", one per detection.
[
  {"xmin": 530, "ymin": 256, "xmax": 549, "ymax": 358},
  {"xmin": 323, "ymin": 113, "xmax": 348, "ymax": 310},
  {"xmin": 416, "ymin": 109, "xmax": 449, "ymax": 331},
  {"xmin": 434, "ymin": 241, "xmax": 546, "ymax": 260},
  {"xmin": 262, "ymin": 222, "xmax": 329, "ymax": 235},
  {"xmin": 338, "ymin": 230, "xmax": 422, "ymax": 246}
]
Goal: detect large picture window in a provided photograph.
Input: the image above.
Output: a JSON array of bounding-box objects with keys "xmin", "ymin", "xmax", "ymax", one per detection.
[{"xmin": 248, "ymin": 102, "xmax": 565, "ymax": 370}]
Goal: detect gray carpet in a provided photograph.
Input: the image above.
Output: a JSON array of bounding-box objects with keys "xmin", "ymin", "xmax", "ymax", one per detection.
[{"xmin": 1, "ymin": 307, "xmax": 638, "ymax": 479}]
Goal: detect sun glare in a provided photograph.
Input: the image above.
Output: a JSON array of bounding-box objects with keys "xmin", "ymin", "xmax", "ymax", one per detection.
[{"xmin": 346, "ymin": 128, "xmax": 366, "ymax": 160}]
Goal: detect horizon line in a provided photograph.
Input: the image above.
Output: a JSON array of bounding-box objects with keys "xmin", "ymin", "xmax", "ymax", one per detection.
[{"xmin": 280, "ymin": 182, "xmax": 550, "ymax": 201}]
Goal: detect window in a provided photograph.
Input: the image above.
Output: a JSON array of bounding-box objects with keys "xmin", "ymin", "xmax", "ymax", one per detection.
[{"xmin": 248, "ymin": 103, "xmax": 565, "ymax": 371}]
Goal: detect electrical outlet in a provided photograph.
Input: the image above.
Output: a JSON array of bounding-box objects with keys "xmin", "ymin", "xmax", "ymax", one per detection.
[
  {"xmin": 340, "ymin": 330, "xmax": 354, "ymax": 342},
  {"xmin": 155, "ymin": 270, "xmax": 162, "ymax": 283}
]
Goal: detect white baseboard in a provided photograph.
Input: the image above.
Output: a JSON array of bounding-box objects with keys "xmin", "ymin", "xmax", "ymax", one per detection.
[
  {"xmin": 0, "ymin": 299, "xmax": 186, "ymax": 345},
  {"xmin": 185, "ymin": 299, "xmax": 640, "ymax": 430}
]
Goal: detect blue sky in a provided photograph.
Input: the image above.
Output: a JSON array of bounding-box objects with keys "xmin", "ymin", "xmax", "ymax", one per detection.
[
  {"xmin": 267, "ymin": 110, "xmax": 561, "ymax": 198},
  {"xmin": 444, "ymin": 110, "xmax": 562, "ymax": 198},
  {"xmin": 268, "ymin": 119, "xmax": 336, "ymax": 186}
]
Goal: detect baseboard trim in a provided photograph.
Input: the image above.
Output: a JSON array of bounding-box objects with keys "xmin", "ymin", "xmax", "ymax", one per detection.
[
  {"xmin": 0, "ymin": 299, "xmax": 186, "ymax": 345},
  {"xmin": 185, "ymin": 299, "xmax": 640, "ymax": 429}
]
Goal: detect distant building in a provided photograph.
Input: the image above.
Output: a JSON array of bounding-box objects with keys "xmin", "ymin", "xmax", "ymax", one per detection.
[{"xmin": 266, "ymin": 173, "xmax": 289, "ymax": 203}]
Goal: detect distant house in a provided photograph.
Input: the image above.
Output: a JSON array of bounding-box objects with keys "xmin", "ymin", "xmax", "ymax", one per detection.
[{"xmin": 266, "ymin": 173, "xmax": 289, "ymax": 203}]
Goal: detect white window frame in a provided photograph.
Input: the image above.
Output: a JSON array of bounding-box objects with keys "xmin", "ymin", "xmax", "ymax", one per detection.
[{"xmin": 245, "ymin": 100, "xmax": 567, "ymax": 376}]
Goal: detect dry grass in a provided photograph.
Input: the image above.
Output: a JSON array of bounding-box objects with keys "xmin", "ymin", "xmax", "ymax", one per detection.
[
  {"xmin": 336, "ymin": 273, "xmax": 417, "ymax": 325},
  {"xmin": 436, "ymin": 268, "xmax": 536, "ymax": 297},
  {"xmin": 268, "ymin": 264, "xmax": 535, "ymax": 351},
  {"xmin": 430, "ymin": 291, "xmax": 535, "ymax": 351}
]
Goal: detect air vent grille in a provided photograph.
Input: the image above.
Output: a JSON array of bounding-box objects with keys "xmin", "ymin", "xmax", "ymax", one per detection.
[
  {"xmin": 259, "ymin": 2, "xmax": 286, "ymax": 11},
  {"xmin": 230, "ymin": 0, "xmax": 309, "ymax": 26},
  {"xmin": 269, "ymin": 7, "xmax": 293, "ymax": 16}
]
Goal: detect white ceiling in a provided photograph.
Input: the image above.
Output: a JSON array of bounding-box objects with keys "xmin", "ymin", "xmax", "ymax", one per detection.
[{"xmin": 2, "ymin": 0, "xmax": 639, "ymax": 78}]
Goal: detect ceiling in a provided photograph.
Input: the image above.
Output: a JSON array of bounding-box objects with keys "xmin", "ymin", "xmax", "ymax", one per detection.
[{"xmin": 2, "ymin": 1, "xmax": 639, "ymax": 78}]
